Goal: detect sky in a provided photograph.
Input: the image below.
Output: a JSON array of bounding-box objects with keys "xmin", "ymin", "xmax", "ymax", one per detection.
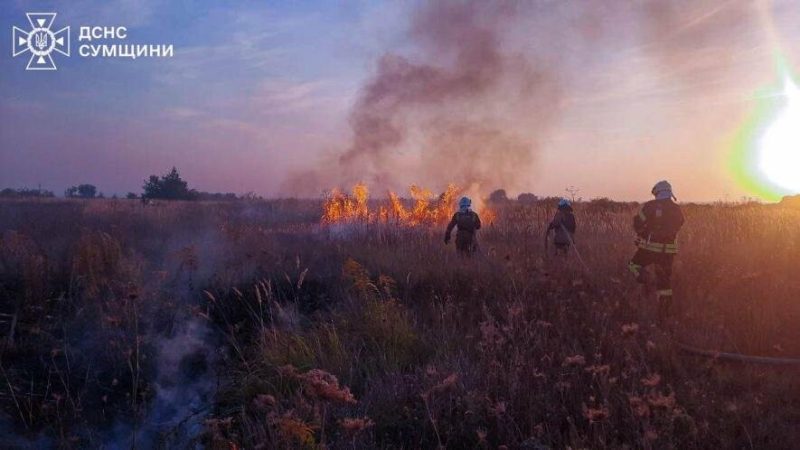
[{"xmin": 1, "ymin": 0, "xmax": 799, "ymax": 201}]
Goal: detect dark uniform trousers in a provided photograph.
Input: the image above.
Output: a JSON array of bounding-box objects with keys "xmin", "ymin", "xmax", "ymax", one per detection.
[
  {"xmin": 455, "ymin": 231, "xmax": 476, "ymax": 255},
  {"xmin": 629, "ymin": 247, "xmax": 674, "ymax": 297}
]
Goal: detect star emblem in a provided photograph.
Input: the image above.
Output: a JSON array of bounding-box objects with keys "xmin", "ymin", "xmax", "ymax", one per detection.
[{"xmin": 12, "ymin": 13, "xmax": 70, "ymax": 71}]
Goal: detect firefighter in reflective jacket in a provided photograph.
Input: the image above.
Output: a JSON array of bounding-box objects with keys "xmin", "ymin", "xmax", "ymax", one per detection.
[
  {"xmin": 629, "ymin": 180, "xmax": 685, "ymax": 324},
  {"xmin": 444, "ymin": 197, "xmax": 482, "ymax": 256}
]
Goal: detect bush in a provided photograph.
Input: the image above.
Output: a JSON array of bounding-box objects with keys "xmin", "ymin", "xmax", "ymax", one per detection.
[
  {"xmin": 488, "ymin": 189, "xmax": 508, "ymax": 203},
  {"xmin": 65, "ymin": 184, "xmax": 98, "ymax": 198},
  {"xmin": 0, "ymin": 187, "xmax": 55, "ymax": 198},
  {"xmin": 517, "ymin": 192, "xmax": 537, "ymax": 205}
]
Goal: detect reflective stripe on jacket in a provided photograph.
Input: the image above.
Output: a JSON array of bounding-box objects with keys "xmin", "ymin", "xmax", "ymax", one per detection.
[{"xmin": 636, "ymin": 238, "xmax": 678, "ymax": 254}]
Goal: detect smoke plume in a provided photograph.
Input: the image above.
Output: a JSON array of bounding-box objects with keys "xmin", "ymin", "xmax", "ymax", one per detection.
[
  {"xmin": 287, "ymin": 0, "xmax": 564, "ymax": 196},
  {"xmin": 282, "ymin": 0, "xmax": 779, "ymax": 200}
]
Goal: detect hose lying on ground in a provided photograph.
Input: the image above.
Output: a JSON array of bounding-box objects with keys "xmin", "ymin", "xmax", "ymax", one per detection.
[
  {"xmin": 671, "ymin": 339, "xmax": 800, "ymax": 366},
  {"xmin": 521, "ymin": 227, "xmax": 796, "ymax": 366}
]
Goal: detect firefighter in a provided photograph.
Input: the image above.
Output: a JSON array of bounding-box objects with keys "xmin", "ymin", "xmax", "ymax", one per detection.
[
  {"xmin": 444, "ymin": 197, "xmax": 481, "ymax": 256},
  {"xmin": 629, "ymin": 180, "xmax": 685, "ymax": 326},
  {"xmin": 547, "ymin": 199, "xmax": 577, "ymax": 255}
]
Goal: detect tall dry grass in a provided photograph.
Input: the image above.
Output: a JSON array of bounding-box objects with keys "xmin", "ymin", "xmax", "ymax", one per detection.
[{"xmin": 0, "ymin": 198, "xmax": 799, "ymax": 448}]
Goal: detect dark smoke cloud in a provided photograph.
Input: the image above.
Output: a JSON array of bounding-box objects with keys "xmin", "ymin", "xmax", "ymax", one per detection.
[
  {"xmin": 284, "ymin": 0, "xmax": 776, "ymax": 198},
  {"xmin": 286, "ymin": 0, "xmax": 564, "ymax": 196}
]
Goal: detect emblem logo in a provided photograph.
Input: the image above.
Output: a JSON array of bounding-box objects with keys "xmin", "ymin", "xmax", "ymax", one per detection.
[{"xmin": 12, "ymin": 13, "xmax": 70, "ymax": 71}]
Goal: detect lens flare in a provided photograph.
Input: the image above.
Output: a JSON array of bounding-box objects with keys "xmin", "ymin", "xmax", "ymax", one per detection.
[
  {"xmin": 730, "ymin": 66, "xmax": 800, "ymax": 201},
  {"xmin": 729, "ymin": 0, "xmax": 800, "ymax": 201},
  {"xmin": 758, "ymin": 77, "xmax": 800, "ymax": 193}
]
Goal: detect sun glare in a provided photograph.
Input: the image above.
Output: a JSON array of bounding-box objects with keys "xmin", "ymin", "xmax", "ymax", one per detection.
[{"xmin": 759, "ymin": 76, "xmax": 800, "ymax": 193}]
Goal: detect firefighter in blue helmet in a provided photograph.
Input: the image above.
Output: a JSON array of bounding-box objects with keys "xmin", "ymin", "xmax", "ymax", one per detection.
[
  {"xmin": 547, "ymin": 199, "xmax": 577, "ymax": 254},
  {"xmin": 444, "ymin": 197, "xmax": 481, "ymax": 256},
  {"xmin": 629, "ymin": 181, "xmax": 685, "ymax": 326}
]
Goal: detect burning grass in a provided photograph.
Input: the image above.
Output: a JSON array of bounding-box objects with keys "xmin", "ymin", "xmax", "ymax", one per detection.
[{"xmin": 322, "ymin": 182, "xmax": 495, "ymax": 226}]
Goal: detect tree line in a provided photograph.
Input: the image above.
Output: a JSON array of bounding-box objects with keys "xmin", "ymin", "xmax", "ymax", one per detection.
[
  {"xmin": 0, "ymin": 167, "xmax": 247, "ymax": 201},
  {"xmin": 6, "ymin": 170, "xmax": 796, "ymax": 205}
]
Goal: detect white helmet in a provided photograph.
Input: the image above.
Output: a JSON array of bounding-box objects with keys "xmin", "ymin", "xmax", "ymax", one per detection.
[{"xmin": 651, "ymin": 180, "xmax": 675, "ymax": 200}]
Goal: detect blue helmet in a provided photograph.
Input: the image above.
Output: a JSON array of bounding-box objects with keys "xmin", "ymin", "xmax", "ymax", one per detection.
[
  {"xmin": 459, "ymin": 196, "xmax": 472, "ymax": 209},
  {"xmin": 558, "ymin": 198, "xmax": 571, "ymax": 209}
]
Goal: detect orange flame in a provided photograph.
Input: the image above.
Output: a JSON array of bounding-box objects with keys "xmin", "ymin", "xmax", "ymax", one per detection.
[
  {"xmin": 322, "ymin": 183, "xmax": 494, "ymax": 226},
  {"xmin": 322, "ymin": 182, "xmax": 370, "ymax": 223}
]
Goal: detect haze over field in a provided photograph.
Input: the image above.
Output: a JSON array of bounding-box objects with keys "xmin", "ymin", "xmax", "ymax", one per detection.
[{"xmin": 2, "ymin": 0, "xmax": 800, "ymax": 201}]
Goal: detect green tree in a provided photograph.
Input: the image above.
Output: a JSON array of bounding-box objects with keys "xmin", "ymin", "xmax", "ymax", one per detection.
[
  {"xmin": 65, "ymin": 184, "xmax": 97, "ymax": 198},
  {"xmin": 142, "ymin": 167, "xmax": 195, "ymax": 200}
]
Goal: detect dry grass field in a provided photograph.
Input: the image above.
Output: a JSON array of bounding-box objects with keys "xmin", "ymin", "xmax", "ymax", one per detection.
[{"xmin": 1, "ymin": 197, "xmax": 799, "ymax": 449}]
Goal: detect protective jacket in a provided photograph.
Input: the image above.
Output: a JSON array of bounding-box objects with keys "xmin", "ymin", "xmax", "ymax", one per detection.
[
  {"xmin": 633, "ymin": 198, "xmax": 684, "ymax": 253},
  {"xmin": 445, "ymin": 210, "xmax": 481, "ymax": 254},
  {"xmin": 548, "ymin": 208, "xmax": 576, "ymax": 246}
]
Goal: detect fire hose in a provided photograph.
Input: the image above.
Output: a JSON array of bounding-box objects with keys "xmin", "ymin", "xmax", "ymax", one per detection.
[
  {"xmin": 546, "ymin": 225, "xmax": 800, "ymax": 365},
  {"xmin": 561, "ymin": 223, "xmax": 591, "ymax": 273},
  {"xmin": 543, "ymin": 223, "xmax": 592, "ymax": 274},
  {"xmin": 670, "ymin": 339, "xmax": 800, "ymax": 365}
]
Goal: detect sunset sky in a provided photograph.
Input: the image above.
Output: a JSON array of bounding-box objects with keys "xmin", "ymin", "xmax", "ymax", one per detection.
[{"xmin": 2, "ymin": 0, "xmax": 800, "ymax": 201}]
